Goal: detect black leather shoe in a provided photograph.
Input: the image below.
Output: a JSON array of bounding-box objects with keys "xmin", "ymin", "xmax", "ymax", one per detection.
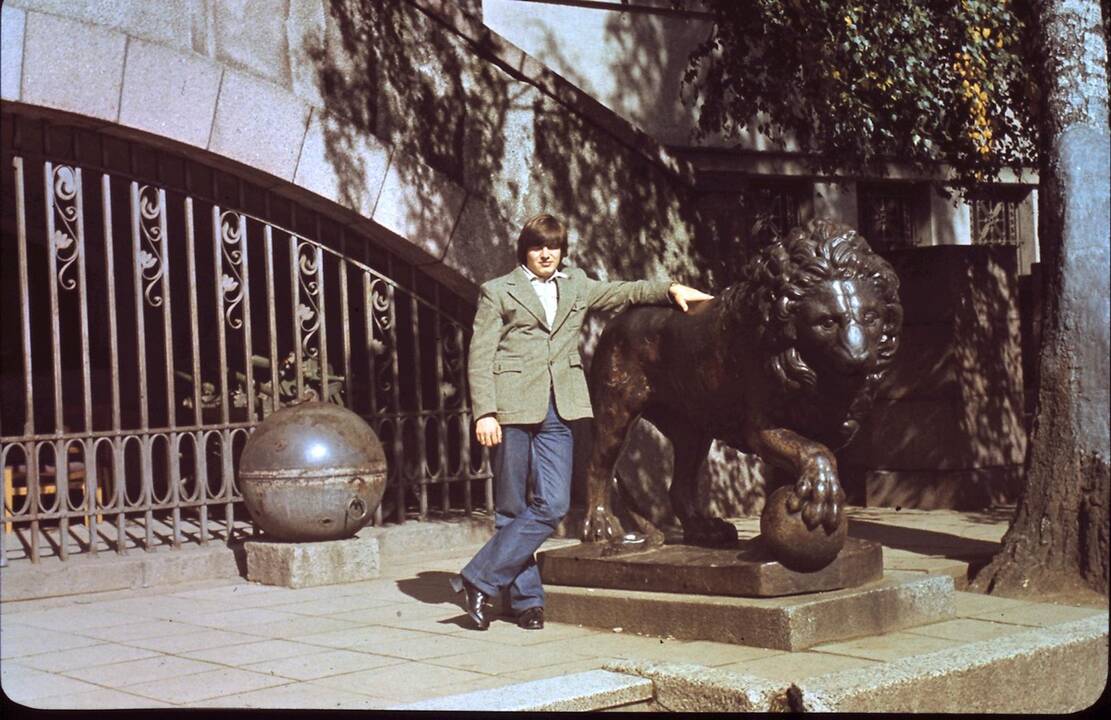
[
  {"xmin": 516, "ymin": 606, "xmax": 544, "ymax": 630},
  {"xmin": 450, "ymin": 575, "xmax": 490, "ymax": 630}
]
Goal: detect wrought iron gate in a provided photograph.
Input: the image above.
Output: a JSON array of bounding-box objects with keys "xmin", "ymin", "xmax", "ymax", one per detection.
[{"xmin": 0, "ymin": 114, "xmax": 492, "ymax": 565}]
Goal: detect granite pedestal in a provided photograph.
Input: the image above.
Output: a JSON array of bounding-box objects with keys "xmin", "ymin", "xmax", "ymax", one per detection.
[
  {"xmin": 539, "ymin": 538, "xmax": 954, "ymax": 651},
  {"xmin": 539, "ymin": 537, "xmax": 883, "ymax": 598},
  {"xmin": 244, "ymin": 533, "xmax": 380, "ymax": 589},
  {"xmin": 544, "ymin": 572, "xmax": 955, "ymax": 651}
]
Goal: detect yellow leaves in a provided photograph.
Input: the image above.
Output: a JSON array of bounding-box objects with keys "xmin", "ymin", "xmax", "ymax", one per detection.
[
  {"xmin": 832, "ymin": 69, "xmax": 842, "ymax": 80},
  {"xmin": 981, "ymin": 27, "xmax": 991, "ymax": 39}
]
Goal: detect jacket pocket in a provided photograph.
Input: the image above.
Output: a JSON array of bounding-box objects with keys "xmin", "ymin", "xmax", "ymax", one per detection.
[
  {"xmin": 568, "ymin": 353, "xmax": 583, "ymax": 368},
  {"xmin": 493, "ymin": 357, "xmax": 523, "ymax": 374}
]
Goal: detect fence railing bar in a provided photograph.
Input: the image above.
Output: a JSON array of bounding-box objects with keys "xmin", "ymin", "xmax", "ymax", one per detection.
[
  {"xmin": 44, "ymin": 163, "xmax": 64, "ymax": 436},
  {"xmin": 315, "ymin": 244, "xmax": 328, "ymax": 403},
  {"xmin": 388, "ymin": 283, "xmax": 403, "ymax": 524},
  {"xmin": 339, "ymin": 251, "xmax": 353, "ymax": 408},
  {"xmin": 238, "ymin": 214, "xmax": 255, "ymax": 422},
  {"xmin": 129, "ymin": 181, "xmax": 151, "ymax": 431},
  {"xmin": 291, "ymin": 235, "xmax": 304, "ymax": 401},
  {"xmin": 102, "ymin": 175, "xmax": 122, "ymax": 472},
  {"xmin": 264, "ymin": 225, "xmax": 280, "ymax": 415},
  {"xmin": 155, "ymin": 188, "xmax": 182, "ymax": 548},
  {"xmin": 4, "ymin": 159, "xmax": 30, "ymax": 565},
  {"xmin": 73, "ymin": 169, "xmax": 97, "ymax": 552}
]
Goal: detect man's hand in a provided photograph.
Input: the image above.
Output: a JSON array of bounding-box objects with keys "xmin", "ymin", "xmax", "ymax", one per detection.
[
  {"xmin": 475, "ymin": 415, "xmax": 502, "ymax": 446},
  {"xmin": 669, "ymin": 283, "xmax": 714, "ymax": 312}
]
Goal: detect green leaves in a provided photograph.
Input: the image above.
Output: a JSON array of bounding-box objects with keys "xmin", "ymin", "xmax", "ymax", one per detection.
[{"xmin": 681, "ymin": 0, "xmax": 1038, "ymax": 191}]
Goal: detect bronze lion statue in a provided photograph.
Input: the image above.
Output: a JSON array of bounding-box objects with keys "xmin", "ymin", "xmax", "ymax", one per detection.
[{"xmin": 581, "ymin": 220, "xmax": 902, "ymax": 553}]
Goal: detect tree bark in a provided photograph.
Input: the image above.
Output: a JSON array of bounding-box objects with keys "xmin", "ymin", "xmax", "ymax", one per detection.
[{"xmin": 970, "ymin": 0, "xmax": 1110, "ymax": 596}]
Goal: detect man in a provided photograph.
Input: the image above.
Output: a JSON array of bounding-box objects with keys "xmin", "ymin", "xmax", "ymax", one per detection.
[{"xmin": 451, "ymin": 213, "xmax": 712, "ymax": 630}]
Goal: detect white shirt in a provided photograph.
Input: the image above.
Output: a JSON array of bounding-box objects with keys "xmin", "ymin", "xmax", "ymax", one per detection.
[{"xmin": 521, "ymin": 265, "xmax": 568, "ymax": 329}]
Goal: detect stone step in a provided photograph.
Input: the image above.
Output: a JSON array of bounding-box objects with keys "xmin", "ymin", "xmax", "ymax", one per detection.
[
  {"xmin": 606, "ymin": 614, "xmax": 1108, "ymax": 713},
  {"xmin": 545, "ymin": 572, "xmax": 955, "ymax": 651},
  {"xmin": 392, "ymin": 669, "xmax": 654, "ymax": 712}
]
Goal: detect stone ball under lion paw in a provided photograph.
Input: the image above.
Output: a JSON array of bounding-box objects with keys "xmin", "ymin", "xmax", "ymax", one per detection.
[{"xmin": 759, "ymin": 486, "xmax": 847, "ymax": 572}]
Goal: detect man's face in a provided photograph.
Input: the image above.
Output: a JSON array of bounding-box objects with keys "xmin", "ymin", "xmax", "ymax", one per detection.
[{"xmin": 524, "ymin": 244, "xmax": 562, "ymax": 279}]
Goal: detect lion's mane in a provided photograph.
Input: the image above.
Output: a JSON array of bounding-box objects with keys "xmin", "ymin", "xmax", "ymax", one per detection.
[{"xmin": 719, "ymin": 219, "xmax": 903, "ymax": 443}]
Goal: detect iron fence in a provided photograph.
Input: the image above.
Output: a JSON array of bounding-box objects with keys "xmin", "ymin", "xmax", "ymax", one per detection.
[{"xmin": 0, "ymin": 117, "xmax": 492, "ymax": 565}]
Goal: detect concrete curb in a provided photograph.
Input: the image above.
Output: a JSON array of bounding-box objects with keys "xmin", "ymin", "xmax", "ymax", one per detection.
[
  {"xmin": 0, "ymin": 517, "xmax": 494, "ymax": 602},
  {"xmin": 389, "ymin": 669, "xmax": 654, "ymax": 711},
  {"xmin": 600, "ymin": 615, "xmax": 1109, "ymax": 713},
  {"xmin": 605, "ymin": 659, "xmax": 790, "ymax": 712},
  {"xmin": 797, "ymin": 615, "xmax": 1109, "ymax": 713},
  {"xmin": 0, "ymin": 544, "xmax": 242, "ymax": 602}
]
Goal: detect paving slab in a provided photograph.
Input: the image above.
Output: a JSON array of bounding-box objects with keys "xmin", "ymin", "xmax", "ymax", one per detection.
[
  {"xmin": 241, "ymin": 648, "xmax": 403, "ymax": 681},
  {"xmin": 61, "ymin": 654, "xmax": 222, "ymax": 688},
  {"xmin": 190, "ymin": 681, "xmax": 381, "ymax": 710},
  {"xmin": 121, "ymin": 666, "xmax": 289, "ymax": 705},
  {"xmin": 181, "ymin": 638, "xmax": 319, "ymax": 667},
  {"xmin": 14, "ymin": 642, "xmax": 159, "ymax": 672},
  {"xmin": 1, "ymin": 662, "xmax": 107, "ymax": 704},
  {"xmin": 29, "ymin": 686, "xmax": 172, "ymax": 710}
]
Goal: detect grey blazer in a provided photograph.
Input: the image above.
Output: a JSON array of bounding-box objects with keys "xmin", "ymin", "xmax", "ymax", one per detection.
[{"xmin": 467, "ymin": 265, "xmax": 672, "ymax": 425}]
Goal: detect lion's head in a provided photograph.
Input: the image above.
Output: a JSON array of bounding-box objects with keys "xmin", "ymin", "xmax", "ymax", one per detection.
[{"xmin": 722, "ymin": 220, "xmax": 902, "ymax": 439}]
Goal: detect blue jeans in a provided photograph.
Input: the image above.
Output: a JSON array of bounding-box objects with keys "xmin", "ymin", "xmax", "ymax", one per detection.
[{"xmin": 461, "ymin": 397, "xmax": 572, "ymax": 613}]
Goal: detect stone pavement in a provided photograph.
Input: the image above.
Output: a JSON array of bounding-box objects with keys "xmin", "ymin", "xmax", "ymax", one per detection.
[{"xmin": 0, "ymin": 507, "xmax": 1106, "ymax": 712}]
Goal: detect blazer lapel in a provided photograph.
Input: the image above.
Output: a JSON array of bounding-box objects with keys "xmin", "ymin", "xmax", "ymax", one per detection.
[
  {"xmin": 549, "ymin": 273, "xmax": 579, "ymax": 335},
  {"xmin": 505, "ymin": 266, "xmax": 549, "ymax": 329}
]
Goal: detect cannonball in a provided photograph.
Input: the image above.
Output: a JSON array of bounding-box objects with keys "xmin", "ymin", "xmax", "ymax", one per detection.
[
  {"xmin": 759, "ymin": 485, "xmax": 847, "ymax": 572},
  {"xmin": 239, "ymin": 401, "xmax": 387, "ymax": 542}
]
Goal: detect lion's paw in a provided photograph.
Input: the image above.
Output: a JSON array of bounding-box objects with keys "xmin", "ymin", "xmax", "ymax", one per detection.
[{"xmin": 581, "ymin": 507, "xmax": 626, "ymax": 544}]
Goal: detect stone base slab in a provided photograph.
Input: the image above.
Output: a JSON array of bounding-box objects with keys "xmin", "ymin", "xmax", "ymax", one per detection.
[
  {"xmin": 244, "ymin": 534, "xmax": 380, "ymax": 589},
  {"xmin": 538, "ymin": 537, "xmax": 883, "ymax": 597},
  {"xmin": 545, "ymin": 572, "xmax": 955, "ymax": 651}
]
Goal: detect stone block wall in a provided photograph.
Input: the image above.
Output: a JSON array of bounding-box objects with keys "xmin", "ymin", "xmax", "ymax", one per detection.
[{"xmin": 1, "ymin": 0, "xmax": 706, "ymax": 303}]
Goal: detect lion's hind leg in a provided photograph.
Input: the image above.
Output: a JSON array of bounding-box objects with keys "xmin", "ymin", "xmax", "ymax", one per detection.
[{"xmin": 653, "ymin": 416, "xmax": 738, "ymax": 548}]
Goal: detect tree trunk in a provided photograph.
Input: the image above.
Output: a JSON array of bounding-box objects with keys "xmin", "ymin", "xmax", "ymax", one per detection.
[{"xmin": 970, "ymin": 0, "xmax": 1110, "ymax": 596}]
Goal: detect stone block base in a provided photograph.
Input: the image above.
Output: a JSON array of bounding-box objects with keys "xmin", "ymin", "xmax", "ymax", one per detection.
[
  {"xmin": 244, "ymin": 534, "xmax": 380, "ymax": 589},
  {"xmin": 538, "ymin": 538, "xmax": 883, "ymax": 598},
  {"xmin": 545, "ymin": 572, "xmax": 954, "ymax": 651}
]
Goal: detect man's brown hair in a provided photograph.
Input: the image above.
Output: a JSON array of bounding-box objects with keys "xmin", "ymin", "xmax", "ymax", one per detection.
[{"xmin": 516, "ymin": 213, "xmax": 568, "ymax": 265}]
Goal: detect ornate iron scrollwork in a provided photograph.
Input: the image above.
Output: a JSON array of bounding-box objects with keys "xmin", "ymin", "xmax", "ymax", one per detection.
[
  {"xmin": 50, "ymin": 165, "xmax": 81, "ymax": 292},
  {"xmin": 219, "ymin": 211, "xmax": 246, "ymax": 328}
]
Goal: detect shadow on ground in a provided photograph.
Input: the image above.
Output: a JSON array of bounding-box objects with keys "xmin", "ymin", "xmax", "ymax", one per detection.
[
  {"xmin": 395, "ymin": 570, "xmax": 474, "ymax": 628},
  {"xmin": 848, "ymin": 519, "xmax": 1002, "ymax": 562}
]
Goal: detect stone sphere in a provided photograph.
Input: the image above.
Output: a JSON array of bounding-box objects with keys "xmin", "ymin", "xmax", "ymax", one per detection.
[
  {"xmin": 759, "ymin": 486, "xmax": 847, "ymax": 572},
  {"xmin": 239, "ymin": 402, "xmax": 387, "ymax": 541}
]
